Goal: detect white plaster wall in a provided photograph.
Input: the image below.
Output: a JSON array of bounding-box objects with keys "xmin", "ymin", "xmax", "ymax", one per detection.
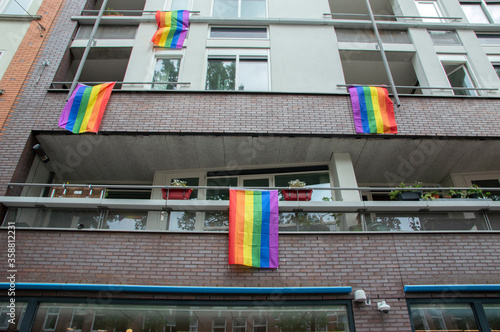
[{"xmin": 0, "ymin": 0, "xmax": 43, "ymax": 80}]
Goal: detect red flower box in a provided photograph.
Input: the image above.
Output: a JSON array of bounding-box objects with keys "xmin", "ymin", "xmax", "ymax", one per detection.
[
  {"xmin": 281, "ymin": 189, "xmax": 313, "ymax": 201},
  {"xmin": 161, "ymin": 188, "xmax": 193, "ymax": 200}
]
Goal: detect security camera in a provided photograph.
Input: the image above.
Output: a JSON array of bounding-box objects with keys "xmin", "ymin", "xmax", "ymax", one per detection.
[{"xmin": 377, "ymin": 301, "xmax": 390, "ymax": 314}]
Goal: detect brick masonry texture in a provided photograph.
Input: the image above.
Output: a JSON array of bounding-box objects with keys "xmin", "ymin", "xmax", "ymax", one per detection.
[{"xmin": 1, "ymin": 230, "xmax": 500, "ymax": 331}]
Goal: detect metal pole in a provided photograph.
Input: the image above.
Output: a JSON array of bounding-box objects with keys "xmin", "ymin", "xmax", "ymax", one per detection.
[
  {"xmin": 364, "ymin": 0, "xmax": 401, "ymax": 107},
  {"xmin": 66, "ymin": 0, "xmax": 109, "ymax": 100}
]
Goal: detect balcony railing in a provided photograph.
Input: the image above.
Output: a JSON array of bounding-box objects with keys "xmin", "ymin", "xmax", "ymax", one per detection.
[{"xmin": 1, "ymin": 184, "xmax": 499, "ymax": 233}]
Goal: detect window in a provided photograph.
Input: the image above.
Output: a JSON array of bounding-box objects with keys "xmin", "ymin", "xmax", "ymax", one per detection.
[
  {"xmin": 43, "ymin": 308, "xmax": 60, "ymax": 331},
  {"xmin": 213, "ymin": 318, "xmax": 226, "ymax": 332},
  {"xmin": 1, "ymin": 0, "xmax": 32, "ymax": 14},
  {"xmin": 171, "ymin": 0, "xmax": 189, "ymax": 10},
  {"xmin": 461, "ymin": 3, "xmax": 489, "ymax": 22},
  {"xmin": 489, "ymin": 3, "xmax": 500, "ymax": 22},
  {"xmin": 409, "ymin": 300, "xmax": 500, "ymax": 332},
  {"xmin": 476, "ymin": 33, "xmax": 500, "ymax": 44},
  {"xmin": 152, "ymin": 58, "xmax": 181, "ymax": 90},
  {"xmin": 442, "ymin": 63, "xmax": 477, "ymax": 96},
  {"xmin": 232, "ymin": 317, "xmax": 246, "ymax": 332},
  {"xmin": 213, "ymin": 0, "xmax": 266, "ymax": 18},
  {"xmin": 253, "ymin": 317, "xmax": 267, "ymax": 332},
  {"xmin": 415, "ymin": 0, "xmax": 444, "ymax": 21},
  {"xmin": 210, "ymin": 27, "xmax": 268, "ymax": 38},
  {"xmin": 428, "ymin": 30, "xmax": 461, "ymax": 45},
  {"xmin": 205, "ymin": 56, "xmax": 269, "ymax": 91}
]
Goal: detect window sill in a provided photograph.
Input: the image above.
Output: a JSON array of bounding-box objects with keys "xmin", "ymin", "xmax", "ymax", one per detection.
[{"xmin": 0, "ymin": 14, "xmax": 41, "ymax": 21}]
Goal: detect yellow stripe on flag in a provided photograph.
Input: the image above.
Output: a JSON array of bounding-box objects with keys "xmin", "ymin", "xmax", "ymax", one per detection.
[
  {"xmin": 370, "ymin": 87, "xmax": 384, "ymax": 133},
  {"xmin": 243, "ymin": 191, "xmax": 254, "ymax": 266},
  {"xmin": 79, "ymin": 85, "xmax": 100, "ymax": 133}
]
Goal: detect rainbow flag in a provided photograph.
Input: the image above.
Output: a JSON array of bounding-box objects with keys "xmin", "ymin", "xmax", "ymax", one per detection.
[
  {"xmin": 151, "ymin": 10, "xmax": 189, "ymax": 48},
  {"xmin": 59, "ymin": 82, "xmax": 115, "ymax": 133},
  {"xmin": 349, "ymin": 86, "xmax": 398, "ymax": 134},
  {"xmin": 229, "ymin": 190, "xmax": 279, "ymax": 268}
]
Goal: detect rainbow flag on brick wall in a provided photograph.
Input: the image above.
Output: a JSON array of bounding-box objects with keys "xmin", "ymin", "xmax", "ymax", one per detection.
[
  {"xmin": 229, "ymin": 190, "xmax": 279, "ymax": 268},
  {"xmin": 348, "ymin": 86, "xmax": 398, "ymax": 134},
  {"xmin": 59, "ymin": 82, "xmax": 115, "ymax": 133},
  {"xmin": 151, "ymin": 10, "xmax": 189, "ymax": 48}
]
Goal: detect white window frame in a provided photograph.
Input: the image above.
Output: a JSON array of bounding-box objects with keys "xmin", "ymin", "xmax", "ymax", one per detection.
[
  {"xmin": 208, "ymin": 26, "xmax": 269, "ymax": 39},
  {"xmin": 152, "ymin": 56, "xmax": 183, "ymax": 90},
  {"xmin": 151, "ymin": 49, "xmax": 184, "ymax": 90},
  {"xmin": 211, "ymin": 0, "xmax": 268, "ymax": 18},
  {"xmin": 205, "ymin": 49, "xmax": 270, "ymax": 91},
  {"xmin": 415, "ymin": 0, "xmax": 446, "ymax": 22},
  {"xmin": 439, "ymin": 54, "xmax": 478, "ymax": 96}
]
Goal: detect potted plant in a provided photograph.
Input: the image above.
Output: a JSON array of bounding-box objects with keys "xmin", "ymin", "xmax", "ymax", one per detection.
[
  {"xmin": 448, "ymin": 189, "xmax": 466, "ymax": 198},
  {"xmin": 467, "ymin": 185, "xmax": 490, "ymax": 199},
  {"xmin": 423, "ymin": 190, "xmax": 441, "ymax": 200},
  {"xmin": 389, "ymin": 182, "xmax": 422, "ymax": 201},
  {"xmin": 282, "ymin": 179, "xmax": 313, "ymax": 201},
  {"xmin": 161, "ymin": 179, "xmax": 193, "ymax": 200}
]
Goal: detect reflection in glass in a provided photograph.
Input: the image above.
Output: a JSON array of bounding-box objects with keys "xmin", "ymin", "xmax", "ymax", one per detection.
[
  {"xmin": 410, "ymin": 303, "xmax": 478, "ymax": 332},
  {"xmin": 0, "ymin": 302, "xmax": 27, "ymax": 330},
  {"xmin": 489, "ymin": 4, "xmax": 500, "ymax": 23},
  {"xmin": 104, "ymin": 210, "xmax": 147, "ymax": 230},
  {"xmin": 169, "ymin": 211, "xmax": 196, "ymax": 231},
  {"xmin": 241, "ymin": 0, "xmax": 266, "ymax": 17},
  {"xmin": 171, "ymin": 0, "xmax": 189, "ymax": 10},
  {"xmin": 275, "ymin": 172, "xmax": 331, "ymax": 202},
  {"xmin": 428, "ymin": 30, "xmax": 461, "ymax": 45},
  {"xmin": 365, "ymin": 212, "xmax": 487, "ymax": 231},
  {"xmin": 443, "ymin": 64, "xmax": 477, "ymax": 96},
  {"xmin": 206, "ymin": 59, "xmax": 236, "ymax": 90},
  {"xmin": 32, "ymin": 303, "xmax": 351, "ymax": 332},
  {"xmin": 152, "ymin": 58, "xmax": 180, "ymax": 90},
  {"xmin": 213, "ymin": 0, "xmax": 238, "ymax": 17},
  {"xmin": 239, "ymin": 59, "xmax": 268, "ymax": 91},
  {"xmin": 461, "ymin": 4, "xmax": 489, "ymax": 23},
  {"xmin": 484, "ymin": 303, "xmax": 500, "ymax": 330}
]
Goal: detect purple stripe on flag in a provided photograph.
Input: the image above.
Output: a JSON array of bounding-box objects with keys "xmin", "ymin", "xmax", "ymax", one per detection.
[
  {"xmin": 267, "ymin": 190, "xmax": 279, "ymax": 268},
  {"xmin": 58, "ymin": 84, "xmax": 84, "ymax": 128},
  {"xmin": 348, "ymin": 87, "xmax": 364, "ymax": 133}
]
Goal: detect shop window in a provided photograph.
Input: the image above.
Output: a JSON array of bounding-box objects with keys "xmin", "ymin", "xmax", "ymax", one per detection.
[
  {"xmin": 213, "ymin": 0, "xmax": 266, "ymax": 18},
  {"xmin": 152, "ymin": 58, "xmax": 181, "ymax": 90},
  {"xmin": 210, "ymin": 27, "xmax": 268, "ymax": 38},
  {"xmin": 205, "ymin": 56, "xmax": 269, "ymax": 91},
  {"xmin": 1, "ymin": 0, "xmax": 32, "ymax": 14}
]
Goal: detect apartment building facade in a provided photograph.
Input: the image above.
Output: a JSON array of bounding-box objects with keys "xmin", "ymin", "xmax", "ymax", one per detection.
[{"xmin": 0, "ymin": 0, "xmax": 499, "ymax": 331}]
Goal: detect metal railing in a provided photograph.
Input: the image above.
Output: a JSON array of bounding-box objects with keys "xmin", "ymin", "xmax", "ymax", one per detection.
[
  {"xmin": 49, "ymin": 81, "xmax": 191, "ymax": 90},
  {"xmin": 324, "ymin": 13, "xmax": 463, "ymax": 22},
  {"xmin": 337, "ymin": 84, "xmax": 499, "ymax": 93}
]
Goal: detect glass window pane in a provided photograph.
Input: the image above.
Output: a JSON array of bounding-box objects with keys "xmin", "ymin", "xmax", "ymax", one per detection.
[
  {"xmin": 410, "ymin": 303, "xmax": 478, "ymax": 331},
  {"xmin": 489, "ymin": 212, "xmax": 500, "ymax": 230},
  {"xmin": 415, "ymin": 1, "xmax": 442, "ymax": 22},
  {"xmin": 476, "ymin": 33, "xmax": 500, "ymax": 44},
  {"xmin": 241, "ymin": 0, "xmax": 266, "ymax": 17},
  {"xmin": 104, "ymin": 210, "xmax": 148, "ymax": 230},
  {"xmin": 152, "ymin": 58, "xmax": 180, "ymax": 90},
  {"xmin": 428, "ymin": 30, "xmax": 461, "ymax": 45},
  {"xmin": 213, "ymin": 0, "xmax": 238, "ymax": 17},
  {"xmin": 461, "ymin": 4, "xmax": 489, "ymax": 23},
  {"xmin": 2, "ymin": 0, "xmax": 32, "ymax": 14},
  {"xmin": 238, "ymin": 59, "xmax": 268, "ymax": 91},
  {"xmin": 443, "ymin": 64, "xmax": 477, "ymax": 96},
  {"xmin": 275, "ymin": 172, "xmax": 331, "ymax": 201},
  {"xmin": 210, "ymin": 27, "xmax": 267, "ymax": 38},
  {"xmin": 487, "ymin": 4, "xmax": 500, "ymax": 23},
  {"xmin": 171, "ymin": 0, "xmax": 189, "ymax": 10},
  {"xmin": 206, "ymin": 58, "xmax": 236, "ymax": 90},
  {"xmin": 484, "ymin": 303, "xmax": 500, "ymax": 330},
  {"xmin": 0, "ymin": 302, "xmax": 27, "ymax": 330}
]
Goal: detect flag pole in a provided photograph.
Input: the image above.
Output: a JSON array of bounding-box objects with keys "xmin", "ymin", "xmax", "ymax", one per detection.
[
  {"xmin": 66, "ymin": 0, "xmax": 109, "ymax": 100},
  {"xmin": 364, "ymin": 0, "xmax": 401, "ymax": 107}
]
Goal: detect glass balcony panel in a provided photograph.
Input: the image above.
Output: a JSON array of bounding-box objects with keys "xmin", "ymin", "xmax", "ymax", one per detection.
[
  {"xmin": 103, "ymin": 210, "xmax": 148, "ymax": 230},
  {"xmin": 336, "ymin": 29, "xmax": 411, "ymax": 44},
  {"xmin": 364, "ymin": 212, "xmax": 488, "ymax": 231},
  {"xmin": 75, "ymin": 26, "xmax": 138, "ymax": 40},
  {"xmin": 429, "ymin": 30, "xmax": 462, "ymax": 45},
  {"xmin": 3, "ymin": 208, "xmax": 101, "ymax": 229}
]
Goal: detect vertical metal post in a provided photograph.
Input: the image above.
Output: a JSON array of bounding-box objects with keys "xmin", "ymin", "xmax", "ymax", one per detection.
[
  {"xmin": 364, "ymin": 0, "xmax": 401, "ymax": 106},
  {"xmin": 66, "ymin": 0, "xmax": 109, "ymax": 100}
]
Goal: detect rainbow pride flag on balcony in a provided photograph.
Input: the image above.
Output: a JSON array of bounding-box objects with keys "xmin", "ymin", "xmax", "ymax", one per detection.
[
  {"xmin": 59, "ymin": 82, "xmax": 115, "ymax": 133},
  {"xmin": 348, "ymin": 86, "xmax": 398, "ymax": 134},
  {"xmin": 151, "ymin": 10, "xmax": 189, "ymax": 48},
  {"xmin": 229, "ymin": 189, "xmax": 279, "ymax": 268}
]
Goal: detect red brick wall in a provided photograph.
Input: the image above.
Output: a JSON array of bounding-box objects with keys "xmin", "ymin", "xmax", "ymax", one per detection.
[{"xmin": 2, "ymin": 230, "xmax": 499, "ymax": 331}]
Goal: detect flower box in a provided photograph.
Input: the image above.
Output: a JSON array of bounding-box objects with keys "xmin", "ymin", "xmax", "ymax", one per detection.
[
  {"xmin": 161, "ymin": 188, "xmax": 192, "ymax": 200},
  {"xmin": 397, "ymin": 191, "xmax": 421, "ymax": 201},
  {"xmin": 282, "ymin": 189, "xmax": 313, "ymax": 201}
]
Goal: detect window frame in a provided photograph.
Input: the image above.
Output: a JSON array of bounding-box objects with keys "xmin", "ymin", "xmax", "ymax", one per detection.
[
  {"xmin": 151, "ymin": 56, "xmax": 183, "ymax": 90},
  {"xmin": 407, "ymin": 298, "xmax": 500, "ymax": 332},
  {"xmin": 439, "ymin": 55, "xmax": 479, "ymax": 96},
  {"xmin": 0, "ymin": 0, "xmax": 33, "ymax": 14},
  {"xmin": 212, "ymin": 0, "xmax": 268, "ymax": 18},
  {"xmin": 205, "ymin": 50, "xmax": 270, "ymax": 91},
  {"xmin": 460, "ymin": 0, "xmax": 500, "ymax": 23},
  {"xmin": 415, "ymin": 0, "xmax": 446, "ymax": 22}
]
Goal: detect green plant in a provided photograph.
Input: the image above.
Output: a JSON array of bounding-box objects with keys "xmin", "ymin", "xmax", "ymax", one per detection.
[
  {"xmin": 448, "ymin": 189, "xmax": 466, "ymax": 198},
  {"xmin": 389, "ymin": 182, "xmax": 422, "ymax": 200},
  {"xmin": 422, "ymin": 190, "xmax": 441, "ymax": 200},
  {"xmin": 467, "ymin": 184, "xmax": 489, "ymax": 198},
  {"xmin": 170, "ymin": 179, "xmax": 187, "ymax": 186},
  {"xmin": 288, "ymin": 179, "xmax": 306, "ymax": 187}
]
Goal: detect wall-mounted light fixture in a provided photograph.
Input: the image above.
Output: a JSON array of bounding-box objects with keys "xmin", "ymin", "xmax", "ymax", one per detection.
[
  {"xmin": 33, "ymin": 144, "xmax": 50, "ymax": 163},
  {"xmin": 353, "ymin": 289, "xmax": 371, "ymax": 305},
  {"xmin": 0, "ymin": 89, "xmax": 5, "ymax": 95}
]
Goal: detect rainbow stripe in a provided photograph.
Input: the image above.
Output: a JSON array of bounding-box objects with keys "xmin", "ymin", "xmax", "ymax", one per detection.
[
  {"xmin": 229, "ymin": 190, "xmax": 279, "ymax": 268},
  {"xmin": 59, "ymin": 82, "xmax": 115, "ymax": 133},
  {"xmin": 151, "ymin": 10, "xmax": 189, "ymax": 48},
  {"xmin": 349, "ymin": 86, "xmax": 398, "ymax": 134}
]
